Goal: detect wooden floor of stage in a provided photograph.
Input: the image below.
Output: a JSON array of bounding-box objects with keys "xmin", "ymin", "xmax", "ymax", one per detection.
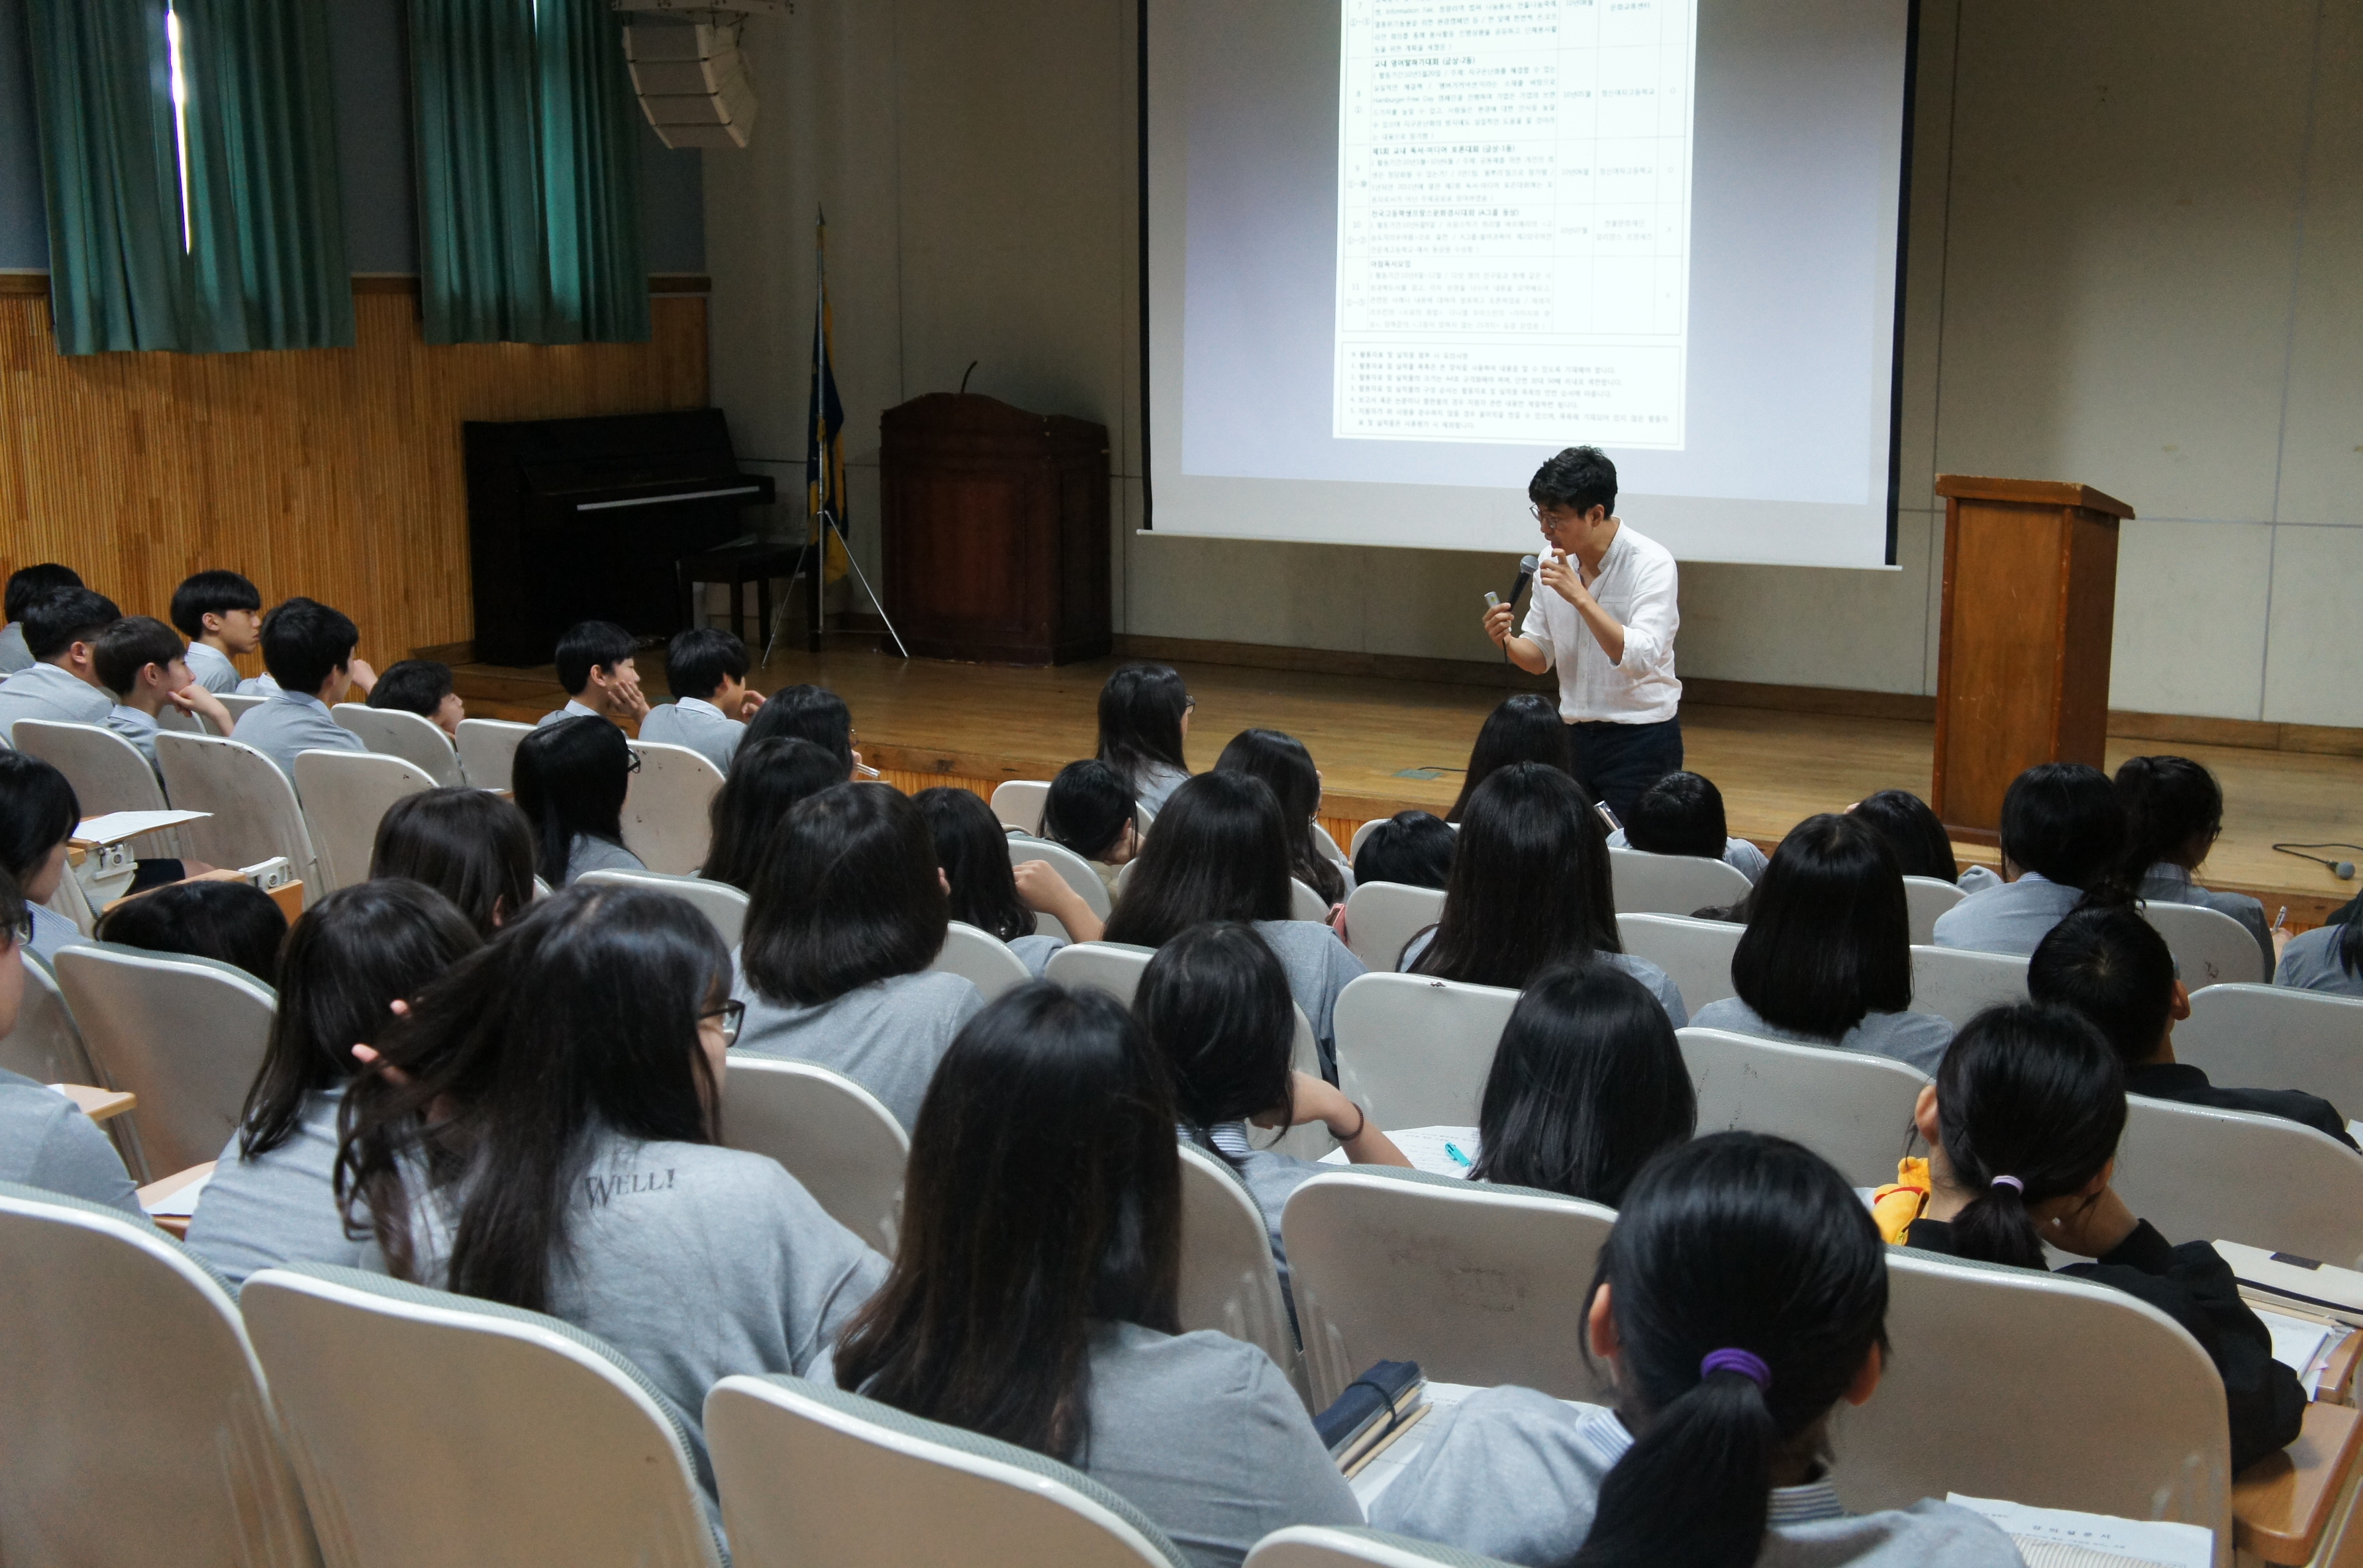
[{"xmin": 454, "ymin": 644, "xmax": 2363, "ymax": 926}]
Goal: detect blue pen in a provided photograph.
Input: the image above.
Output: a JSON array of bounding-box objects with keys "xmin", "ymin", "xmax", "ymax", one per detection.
[{"xmin": 1444, "ymin": 1141, "xmax": 1473, "ymax": 1169}]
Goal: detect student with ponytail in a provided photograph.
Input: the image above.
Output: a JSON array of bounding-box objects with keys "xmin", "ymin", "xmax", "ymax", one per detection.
[
  {"xmin": 1899, "ymin": 1003, "xmax": 2303, "ymax": 1471},
  {"xmin": 2115, "ymin": 755, "xmax": 2275, "ymax": 971},
  {"xmin": 1372, "ymin": 1132, "xmax": 2021, "ymax": 1567}
]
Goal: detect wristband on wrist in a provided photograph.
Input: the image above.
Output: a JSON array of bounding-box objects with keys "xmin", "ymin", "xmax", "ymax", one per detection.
[{"xmin": 1334, "ymin": 1101, "xmax": 1366, "ymax": 1142}]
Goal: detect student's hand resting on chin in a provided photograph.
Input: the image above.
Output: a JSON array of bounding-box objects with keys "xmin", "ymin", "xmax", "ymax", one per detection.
[{"xmin": 168, "ymin": 681, "xmax": 234, "ymax": 735}]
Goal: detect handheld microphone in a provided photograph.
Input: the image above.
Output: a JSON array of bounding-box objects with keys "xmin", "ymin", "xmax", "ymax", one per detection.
[{"xmin": 1509, "ymin": 554, "xmax": 1538, "ymax": 606}]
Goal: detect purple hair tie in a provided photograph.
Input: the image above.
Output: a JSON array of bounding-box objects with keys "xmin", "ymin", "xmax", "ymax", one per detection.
[
  {"xmin": 1699, "ymin": 1348, "xmax": 1771, "ymax": 1390},
  {"xmin": 1990, "ymin": 1175, "xmax": 2025, "ymax": 1195}
]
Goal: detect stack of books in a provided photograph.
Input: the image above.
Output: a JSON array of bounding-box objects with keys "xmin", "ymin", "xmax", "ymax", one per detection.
[{"xmin": 1315, "ymin": 1359, "xmax": 1429, "ymax": 1477}]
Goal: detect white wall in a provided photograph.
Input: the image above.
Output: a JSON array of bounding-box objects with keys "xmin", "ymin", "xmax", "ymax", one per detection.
[{"xmin": 704, "ymin": 0, "xmax": 2363, "ymax": 724}]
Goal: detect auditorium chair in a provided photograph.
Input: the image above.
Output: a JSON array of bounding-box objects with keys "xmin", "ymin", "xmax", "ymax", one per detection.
[
  {"xmin": 1907, "ymin": 944, "xmax": 2029, "ymax": 1028},
  {"xmin": 1289, "ymin": 877, "xmax": 1332, "ymax": 922},
  {"xmin": 334, "ymin": 701, "xmax": 464, "ymax": 787},
  {"xmin": 1677, "ymin": 1026, "xmax": 1926, "ymax": 1187},
  {"xmin": 578, "ymin": 867, "xmax": 749, "ymax": 946},
  {"xmin": 1338, "ymin": 881, "xmax": 1444, "ymax": 973},
  {"xmin": 930, "ymin": 919, "xmax": 1034, "ymax": 1002},
  {"xmin": 1043, "ymin": 940, "xmax": 1158, "ymax": 1006},
  {"xmin": 1248, "ymin": 1528, "xmax": 1516, "ymax": 1568},
  {"xmin": 454, "ymin": 716, "xmax": 534, "ymax": 791},
  {"xmin": 295, "ymin": 750, "xmax": 438, "ymax": 893},
  {"xmin": 721, "ymin": 1056, "xmax": 908, "ymax": 1255},
  {"xmin": 211, "ymin": 692, "xmax": 268, "ymax": 727},
  {"xmin": 1607, "ymin": 846, "xmax": 1752, "ymax": 916},
  {"xmin": 1902, "ymin": 875, "xmax": 1966, "ymax": 945},
  {"xmin": 155, "ymin": 729, "xmax": 323, "ymax": 901},
  {"xmin": 1331, "ymin": 971, "xmax": 1517, "ymax": 1130},
  {"xmin": 1615, "ymin": 911, "xmax": 1740, "ymax": 1010},
  {"xmin": 1, "ymin": 948, "xmax": 99, "ymax": 1086},
  {"xmin": 623, "ymin": 740, "xmax": 724, "ymax": 875},
  {"xmin": 2174, "ymin": 982, "xmax": 2363, "ymax": 1115},
  {"xmin": 1176, "ymin": 1141, "xmax": 1299, "ymax": 1401},
  {"xmin": 1010, "ymin": 835, "xmax": 1112, "ymax": 938},
  {"xmin": 11, "ymin": 719, "xmax": 193, "ymax": 861},
  {"xmin": 2114, "ymin": 1095, "xmax": 2363, "ymax": 1270},
  {"xmin": 2141, "ymin": 901, "xmax": 2268, "ymax": 987},
  {"xmin": 989, "ymin": 778, "xmax": 1050, "ymax": 834}
]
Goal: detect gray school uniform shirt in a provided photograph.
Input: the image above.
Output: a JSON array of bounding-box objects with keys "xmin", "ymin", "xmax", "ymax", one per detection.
[
  {"xmin": 638, "ymin": 697, "xmax": 743, "ymax": 775},
  {"xmin": 1255, "ymin": 918, "xmax": 1368, "ymax": 1056},
  {"xmin": 2277, "ymin": 925, "xmax": 2363, "ymax": 999},
  {"xmin": 105, "ymin": 704, "xmax": 162, "ymax": 773},
  {"xmin": 1689, "ymin": 996, "xmax": 1953, "ymax": 1078},
  {"xmin": 1132, "ymin": 760, "xmax": 1191, "ymax": 816},
  {"xmin": 0, "ymin": 621, "xmax": 30, "ymax": 673},
  {"xmin": 1399, "ymin": 929, "xmax": 1689, "ymax": 1028},
  {"xmin": 0, "ymin": 660, "xmax": 112, "ymax": 738},
  {"xmin": 1188, "ymin": 1122, "xmax": 1326, "ymax": 1299},
  {"xmin": 732, "ymin": 966, "xmax": 985, "ymax": 1130},
  {"xmin": 28, "ymin": 905, "xmax": 88, "ymax": 967},
  {"xmin": 232, "ymin": 690, "xmax": 366, "ymax": 784},
  {"xmin": 562, "ymin": 832, "xmax": 646, "ymax": 883},
  {"xmin": 182, "ymin": 641, "xmax": 243, "ymax": 695},
  {"xmin": 1929, "ymin": 871, "xmax": 2082, "ymax": 957},
  {"xmin": 1370, "ymin": 1389, "xmax": 2024, "ymax": 1568},
  {"xmin": 2140, "ymin": 862, "xmax": 2274, "ymax": 971},
  {"xmin": 0, "ymin": 1065, "xmax": 144, "ymax": 1218},
  {"xmin": 1010, "ymin": 931, "xmax": 1066, "ymax": 977},
  {"xmin": 536, "ymin": 698, "xmax": 603, "ymax": 727},
  {"xmin": 1606, "ymin": 828, "xmax": 1770, "ymax": 884},
  {"xmin": 185, "ymin": 1090, "xmax": 362, "ymax": 1287}
]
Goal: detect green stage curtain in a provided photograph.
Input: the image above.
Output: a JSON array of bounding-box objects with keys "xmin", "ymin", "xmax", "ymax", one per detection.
[{"xmin": 538, "ymin": 0, "xmax": 649, "ymax": 344}]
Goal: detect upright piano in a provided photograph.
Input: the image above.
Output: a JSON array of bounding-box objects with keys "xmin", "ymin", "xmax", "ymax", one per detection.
[{"xmin": 464, "ymin": 409, "xmax": 777, "ymax": 667}]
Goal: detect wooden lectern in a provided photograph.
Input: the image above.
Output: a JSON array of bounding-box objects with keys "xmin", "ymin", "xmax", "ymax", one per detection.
[
  {"xmin": 879, "ymin": 393, "xmax": 1111, "ymax": 665},
  {"xmin": 1931, "ymin": 475, "xmax": 2135, "ymax": 842}
]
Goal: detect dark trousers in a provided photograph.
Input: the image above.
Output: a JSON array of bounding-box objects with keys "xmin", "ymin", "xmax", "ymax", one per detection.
[{"xmin": 1568, "ymin": 716, "xmax": 1684, "ymax": 828}]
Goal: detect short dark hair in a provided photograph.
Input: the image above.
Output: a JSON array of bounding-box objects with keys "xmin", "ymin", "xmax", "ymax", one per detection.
[
  {"xmin": 1095, "ymin": 663, "xmax": 1192, "ymax": 798},
  {"xmin": 7, "ymin": 564, "xmax": 82, "ymax": 622},
  {"xmin": 259, "ymin": 597, "xmax": 359, "ymax": 695},
  {"xmin": 168, "ymin": 570, "xmax": 261, "ymax": 637},
  {"xmin": 1731, "ymin": 814, "xmax": 1914, "ymax": 1041},
  {"xmin": 0, "ymin": 751, "xmax": 80, "ymax": 882},
  {"xmin": 554, "ymin": 620, "xmax": 638, "ymax": 697},
  {"xmin": 1625, "ymin": 772, "xmax": 1729, "ymax": 859},
  {"xmin": 95, "ymin": 879, "xmax": 287, "ymax": 985},
  {"xmin": 1848, "ymin": 789, "xmax": 1959, "ymax": 881},
  {"xmin": 1040, "ymin": 759, "xmax": 1136, "ymax": 863},
  {"xmin": 915, "ymin": 786, "xmax": 1033, "ymax": 945},
  {"xmin": 662, "ymin": 626, "xmax": 748, "ymax": 703},
  {"xmin": 370, "ymin": 787, "xmax": 538, "ymax": 938},
  {"xmin": 1414, "ymin": 762, "xmax": 1621, "ymax": 989},
  {"xmin": 740, "ymin": 782, "xmax": 948, "ymax": 1005},
  {"xmin": 1099, "ymin": 771, "xmax": 1293, "ymax": 949},
  {"xmin": 2001, "ymin": 763, "xmax": 2125, "ymax": 891},
  {"xmin": 368, "ymin": 660, "xmax": 455, "ymax": 718},
  {"xmin": 1448, "ymin": 693, "xmax": 1572, "ymax": 822},
  {"xmin": 511, "ymin": 716, "xmax": 634, "ymax": 883},
  {"xmin": 701, "ymin": 738, "xmax": 850, "ymax": 894},
  {"xmin": 23, "ymin": 587, "xmax": 121, "ymax": 661},
  {"xmin": 1352, "ymin": 810, "xmax": 1456, "ymax": 892},
  {"xmin": 2113, "ymin": 755, "xmax": 2223, "ymax": 884},
  {"xmin": 1214, "ymin": 728, "xmax": 1342, "ymax": 905},
  {"xmin": 1136, "ymin": 922, "xmax": 1298, "ymax": 1152},
  {"xmin": 2028, "ymin": 904, "xmax": 2177, "ymax": 1068},
  {"xmin": 1528, "ymin": 445, "xmax": 1617, "ymax": 516},
  {"xmin": 744, "ymin": 683, "xmax": 855, "ymax": 771},
  {"xmin": 93, "ymin": 615, "xmax": 185, "ymax": 697}
]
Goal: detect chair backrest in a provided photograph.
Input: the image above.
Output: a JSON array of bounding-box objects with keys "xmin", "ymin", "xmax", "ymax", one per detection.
[
  {"xmin": 1331, "ymin": 971, "xmax": 1520, "ymax": 1130},
  {"xmin": 622, "ymin": 741, "xmax": 724, "ymax": 875},
  {"xmin": 12, "ymin": 718, "xmax": 169, "ymax": 819},
  {"xmin": 52, "ymin": 944, "xmax": 277, "ymax": 1176},
  {"xmin": 1346, "ymin": 818, "xmax": 1383, "ymax": 858},
  {"xmin": 154, "ymin": 729, "xmax": 321, "ymax": 895},
  {"xmin": 453, "ymin": 716, "xmax": 534, "ymax": 791},
  {"xmin": 931, "ymin": 920, "xmax": 1034, "ymax": 1002},
  {"xmin": 1284, "ymin": 1169, "xmax": 1616, "ymax": 1408},
  {"xmin": 0, "ymin": 1183, "xmax": 321, "ymax": 1567},
  {"xmin": 294, "ymin": 750, "xmax": 438, "ymax": 895},
  {"xmin": 1902, "ymin": 875, "xmax": 1965, "ymax": 945},
  {"xmin": 2174, "ymin": 982, "xmax": 2363, "ymax": 1113},
  {"xmin": 576, "ymin": 868, "xmax": 749, "ymax": 947},
  {"xmin": 1289, "ymin": 877, "xmax": 1331, "ymax": 922},
  {"xmin": 989, "ymin": 779, "xmax": 1050, "ymax": 834},
  {"xmin": 1616, "ymin": 911, "xmax": 1740, "ymax": 1010},
  {"xmin": 1312, "ymin": 822, "xmax": 1350, "ymax": 871},
  {"xmin": 1, "ymin": 952, "xmax": 98, "ymax": 1085},
  {"xmin": 1248, "ymin": 1526, "xmax": 1516, "ymax": 1568},
  {"xmin": 721, "ymin": 1057, "xmax": 909, "ymax": 1256},
  {"xmin": 2114, "ymin": 1095, "xmax": 2363, "ymax": 1269},
  {"xmin": 240, "ymin": 1263, "xmax": 721, "ymax": 1568},
  {"xmin": 1009, "ymin": 836, "xmax": 1113, "ymax": 919},
  {"xmin": 1841, "ymin": 1248, "xmax": 2231, "ymax": 1558},
  {"xmin": 1339, "ymin": 881, "xmax": 1445, "ymax": 973},
  {"xmin": 332, "ymin": 703, "xmax": 463, "ymax": 787},
  {"xmin": 1608, "ymin": 846, "xmax": 1753, "ymax": 915},
  {"xmin": 1678, "ymin": 1026, "xmax": 1926, "ymax": 1187},
  {"xmin": 1908, "ymin": 943, "xmax": 2029, "ymax": 1028},
  {"xmin": 706, "ymin": 1375, "xmax": 1187, "ymax": 1568},
  {"xmin": 2142, "ymin": 900, "xmax": 2267, "ymax": 987},
  {"xmin": 1043, "ymin": 941, "xmax": 1157, "ymax": 1006},
  {"xmin": 214, "ymin": 691, "xmax": 268, "ymax": 723},
  {"xmin": 1176, "ymin": 1142, "xmax": 1297, "ymax": 1389}
]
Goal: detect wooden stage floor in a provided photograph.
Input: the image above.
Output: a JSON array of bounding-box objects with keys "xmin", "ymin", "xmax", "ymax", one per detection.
[{"xmin": 454, "ymin": 645, "xmax": 2363, "ymax": 926}]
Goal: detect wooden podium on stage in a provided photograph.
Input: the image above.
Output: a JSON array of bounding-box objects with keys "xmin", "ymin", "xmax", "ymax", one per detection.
[{"xmin": 1931, "ymin": 475, "xmax": 2135, "ymax": 843}]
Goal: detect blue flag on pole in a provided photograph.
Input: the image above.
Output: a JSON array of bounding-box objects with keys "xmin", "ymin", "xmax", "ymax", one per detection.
[{"xmin": 805, "ymin": 208, "xmax": 850, "ymax": 583}]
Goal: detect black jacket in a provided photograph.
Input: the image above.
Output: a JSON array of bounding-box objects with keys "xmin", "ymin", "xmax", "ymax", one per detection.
[{"xmin": 2129, "ymin": 1061, "xmax": 2358, "ymax": 1152}]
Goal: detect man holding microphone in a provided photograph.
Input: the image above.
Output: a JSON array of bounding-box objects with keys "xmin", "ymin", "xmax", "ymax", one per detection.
[{"xmin": 1481, "ymin": 444, "xmax": 1684, "ymax": 826}]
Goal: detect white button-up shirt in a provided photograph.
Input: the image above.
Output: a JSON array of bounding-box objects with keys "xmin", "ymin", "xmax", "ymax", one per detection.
[{"xmin": 1517, "ymin": 522, "xmax": 1682, "ymax": 724}]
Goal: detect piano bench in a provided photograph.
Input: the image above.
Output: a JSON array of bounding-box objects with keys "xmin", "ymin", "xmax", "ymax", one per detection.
[{"xmin": 678, "ymin": 542, "xmax": 813, "ymax": 650}]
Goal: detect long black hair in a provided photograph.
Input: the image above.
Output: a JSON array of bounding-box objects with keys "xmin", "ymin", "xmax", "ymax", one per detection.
[
  {"xmin": 370, "ymin": 787, "xmax": 537, "ymax": 938},
  {"xmin": 1041, "ymin": 758, "xmax": 1137, "ymax": 863},
  {"xmin": 2000, "ymin": 763, "xmax": 2125, "ymax": 895},
  {"xmin": 338, "ymin": 883, "xmax": 732, "ymax": 1312},
  {"xmin": 1472, "ymin": 961, "xmax": 1692, "ymax": 1204},
  {"xmin": 1848, "ymin": 789, "xmax": 1960, "ymax": 881},
  {"xmin": 744, "ymin": 684, "xmax": 856, "ymax": 773},
  {"xmin": 832, "ymin": 982, "xmax": 1182, "ymax": 1463},
  {"xmin": 1446, "ymin": 693, "xmax": 1572, "ymax": 822},
  {"xmin": 1100, "ymin": 771, "xmax": 1292, "ymax": 948},
  {"xmin": 1929, "ymin": 1003, "xmax": 2125, "ymax": 1271},
  {"xmin": 238, "ymin": 879, "xmax": 480, "ymax": 1158},
  {"xmin": 511, "ymin": 716, "xmax": 633, "ymax": 883},
  {"xmin": 1096, "ymin": 663, "xmax": 1191, "ymax": 797},
  {"xmin": 1134, "ymin": 922, "xmax": 1297, "ymax": 1164},
  {"xmin": 0, "ymin": 750, "xmax": 78, "ymax": 885},
  {"xmin": 703, "ymin": 738, "xmax": 848, "ymax": 893},
  {"xmin": 917, "ymin": 785, "xmax": 1033, "ymax": 944},
  {"xmin": 1351, "ymin": 810, "xmax": 1456, "ymax": 892},
  {"xmin": 95, "ymin": 879, "xmax": 287, "ymax": 983},
  {"xmin": 1571, "ymin": 1132, "xmax": 1889, "ymax": 1568},
  {"xmin": 1413, "ymin": 763, "xmax": 1620, "ymax": 989},
  {"xmin": 1215, "ymin": 728, "xmax": 1342, "ymax": 905},
  {"xmin": 2113, "ymin": 755, "xmax": 2222, "ymax": 883},
  {"xmin": 1730, "ymin": 814, "xmax": 1914, "ymax": 1041},
  {"xmin": 740, "ymin": 782, "xmax": 949, "ymax": 1006}
]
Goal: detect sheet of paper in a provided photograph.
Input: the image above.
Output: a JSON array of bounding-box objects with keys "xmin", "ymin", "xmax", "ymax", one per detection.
[
  {"xmin": 2256, "ymin": 1307, "xmax": 2334, "ymax": 1381},
  {"xmin": 73, "ymin": 809, "xmax": 209, "ymax": 845},
  {"xmin": 2349, "ymin": 1118, "xmax": 2362, "ymax": 1148},
  {"xmin": 1946, "ymin": 1494, "xmax": 2211, "ymax": 1568},
  {"xmin": 1321, "ymin": 1125, "xmax": 1478, "ymax": 1178},
  {"xmin": 140, "ymin": 1168, "xmax": 212, "ymax": 1218}
]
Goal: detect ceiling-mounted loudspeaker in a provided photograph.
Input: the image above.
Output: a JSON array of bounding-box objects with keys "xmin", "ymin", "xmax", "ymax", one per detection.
[{"xmin": 613, "ymin": 1, "xmax": 785, "ymax": 150}]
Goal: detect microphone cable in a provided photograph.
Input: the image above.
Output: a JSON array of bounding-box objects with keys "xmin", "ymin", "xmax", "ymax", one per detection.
[{"xmin": 2273, "ymin": 842, "xmax": 2362, "ymax": 880}]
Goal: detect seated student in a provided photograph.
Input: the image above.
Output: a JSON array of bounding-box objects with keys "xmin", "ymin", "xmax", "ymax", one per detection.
[
  {"xmin": 370, "ymin": 787, "xmax": 538, "ymax": 938},
  {"xmin": 744, "ymin": 682, "xmax": 864, "ymax": 776},
  {"xmin": 2032, "ymin": 904, "xmax": 2356, "ymax": 1148},
  {"xmin": 538, "ymin": 619, "xmax": 649, "ymax": 728},
  {"xmin": 1444, "ymin": 692, "xmax": 1572, "ymax": 824},
  {"xmin": 185, "ymin": 880, "xmax": 478, "ymax": 1286},
  {"xmin": 638, "ymin": 626, "xmax": 762, "ymax": 775},
  {"xmin": 231, "ymin": 597, "xmax": 376, "ymax": 783},
  {"xmin": 0, "ymin": 870, "xmax": 144, "ymax": 1216},
  {"xmin": 1931, "ymin": 762, "xmax": 2124, "ymax": 956},
  {"xmin": 2277, "ymin": 908, "xmax": 2363, "ymax": 999},
  {"xmin": 170, "ymin": 569, "xmax": 264, "ymax": 695},
  {"xmin": 93, "ymin": 614, "xmax": 234, "ymax": 774},
  {"xmin": 367, "ymin": 658, "xmax": 464, "ymax": 739},
  {"xmin": 342, "ymin": 883, "xmax": 887, "ymax": 1502},
  {"xmin": 1215, "ymin": 728, "xmax": 1348, "ymax": 908},
  {"xmin": 1405, "ymin": 763, "xmax": 1686, "ymax": 1025},
  {"xmin": 2116, "ymin": 755, "xmax": 2275, "ymax": 971},
  {"xmin": 701, "ymin": 737, "xmax": 850, "ymax": 893},
  {"xmin": 733, "ymin": 783, "xmax": 984, "ymax": 1129},
  {"xmin": 1101, "ymin": 771, "xmax": 1367, "ymax": 1065},
  {"xmin": 512, "ymin": 716, "xmax": 645, "ymax": 885},
  {"xmin": 1372, "ymin": 1132, "xmax": 2020, "ymax": 1568},
  {"xmin": 0, "ymin": 563, "xmax": 81, "ymax": 674},
  {"xmin": 914, "ymin": 786, "xmax": 1097, "ymax": 973},
  {"xmin": 1097, "ymin": 662, "xmax": 1193, "ymax": 814},
  {"xmin": 0, "ymin": 753, "xmax": 93, "ymax": 966},
  {"xmin": 94, "ymin": 879, "xmax": 287, "ymax": 985},
  {"xmin": 1136, "ymin": 922, "xmax": 1409, "ymax": 1291},
  {"xmin": 830, "ymin": 981, "xmax": 1361, "ymax": 1567},
  {"xmin": 0, "ymin": 586, "xmax": 119, "ymax": 732},
  {"xmin": 1607, "ymin": 770, "xmax": 1768, "ymax": 883},
  {"xmin": 1690, "ymin": 814, "xmax": 1953, "ymax": 1075},
  {"xmin": 1471, "ymin": 960, "xmax": 1694, "ymax": 1204},
  {"xmin": 1038, "ymin": 758, "xmax": 1141, "ymax": 895},
  {"xmin": 1349, "ymin": 809, "xmax": 1456, "ymax": 892},
  {"xmin": 1893, "ymin": 1002, "xmax": 2303, "ymax": 1470},
  {"xmin": 1848, "ymin": 787, "xmax": 1999, "ymax": 893}
]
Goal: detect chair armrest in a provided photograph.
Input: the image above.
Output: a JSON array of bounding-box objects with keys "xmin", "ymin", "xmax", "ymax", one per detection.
[
  {"xmin": 2318, "ymin": 1332, "xmax": 2363, "ymax": 1407},
  {"xmin": 2233, "ymin": 1400, "xmax": 2363, "ymax": 1563},
  {"xmin": 266, "ymin": 879, "xmax": 304, "ymax": 923},
  {"xmin": 50, "ymin": 1083, "xmax": 135, "ymax": 1122}
]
